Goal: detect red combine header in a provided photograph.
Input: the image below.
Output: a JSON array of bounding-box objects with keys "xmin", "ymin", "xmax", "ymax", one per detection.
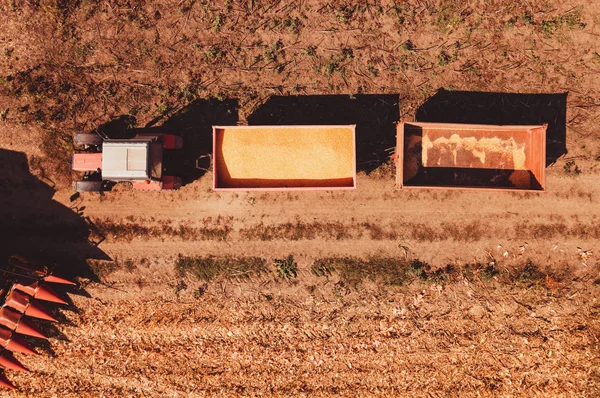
[{"xmin": 0, "ymin": 255, "xmax": 76, "ymax": 390}]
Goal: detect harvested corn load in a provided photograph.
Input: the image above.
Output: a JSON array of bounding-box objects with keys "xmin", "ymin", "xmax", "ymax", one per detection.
[
  {"xmin": 397, "ymin": 122, "xmax": 547, "ymax": 191},
  {"xmin": 213, "ymin": 125, "xmax": 356, "ymax": 190},
  {"xmin": 422, "ymin": 133, "xmax": 527, "ymax": 170}
]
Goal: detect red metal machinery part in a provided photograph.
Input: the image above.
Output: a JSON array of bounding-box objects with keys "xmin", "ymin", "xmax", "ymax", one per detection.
[
  {"xmin": 0, "ymin": 350, "xmax": 28, "ymax": 372},
  {"xmin": 71, "ymin": 152, "xmax": 103, "ymax": 172},
  {"xmin": 12, "ymin": 281, "xmax": 67, "ymax": 305},
  {"xmin": 0, "ymin": 372, "xmax": 15, "ymax": 390},
  {"xmin": 0, "ymin": 326, "xmax": 36, "ymax": 355},
  {"xmin": 0, "ymin": 307, "xmax": 48, "ymax": 340},
  {"xmin": 4, "ymin": 290, "xmax": 57, "ymax": 322},
  {"xmin": 0, "ymin": 258, "xmax": 74, "ymax": 389}
]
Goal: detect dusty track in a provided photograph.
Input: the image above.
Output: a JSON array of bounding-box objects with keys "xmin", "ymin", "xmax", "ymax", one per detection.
[{"xmin": 52, "ymin": 170, "xmax": 600, "ymax": 265}]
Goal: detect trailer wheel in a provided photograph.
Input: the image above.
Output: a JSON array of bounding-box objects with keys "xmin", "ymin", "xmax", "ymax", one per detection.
[
  {"xmin": 73, "ymin": 180, "xmax": 103, "ymax": 192},
  {"xmin": 74, "ymin": 133, "xmax": 102, "ymax": 146}
]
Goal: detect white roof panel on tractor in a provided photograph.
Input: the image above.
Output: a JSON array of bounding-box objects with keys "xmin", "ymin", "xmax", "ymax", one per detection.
[{"xmin": 101, "ymin": 141, "xmax": 150, "ymax": 180}]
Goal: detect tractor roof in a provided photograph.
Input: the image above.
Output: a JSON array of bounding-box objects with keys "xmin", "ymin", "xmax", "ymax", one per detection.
[{"xmin": 101, "ymin": 140, "xmax": 150, "ymax": 180}]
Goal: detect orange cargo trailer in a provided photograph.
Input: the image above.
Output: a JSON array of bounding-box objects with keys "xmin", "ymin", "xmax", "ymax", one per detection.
[
  {"xmin": 213, "ymin": 125, "xmax": 356, "ymax": 190},
  {"xmin": 396, "ymin": 122, "xmax": 547, "ymax": 191}
]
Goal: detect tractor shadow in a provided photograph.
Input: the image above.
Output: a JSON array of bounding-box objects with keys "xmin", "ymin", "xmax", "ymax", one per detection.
[
  {"xmin": 159, "ymin": 98, "xmax": 239, "ymax": 184},
  {"xmin": 247, "ymin": 94, "xmax": 400, "ymax": 173},
  {"xmin": 0, "ymin": 148, "xmax": 110, "ymax": 345},
  {"xmin": 94, "ymin": 98, "xmax": 240, "ymax": 185},
  {"xmin": 416, "ymin": 89, "xmax": 568, "ymax": 166}
]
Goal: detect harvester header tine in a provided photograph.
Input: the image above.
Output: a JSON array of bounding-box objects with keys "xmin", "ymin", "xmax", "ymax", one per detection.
[
  {"xmin": 2, "ymin": 256, "xmax": 75, "ymax": 287},
  {"xmin": 0, "ymin": 326, "xmax": 36, "ymax": 355},
  {"xmin": 0, "ymin": 351, "xmax": 28, "ymax": 372},
  {"xmin": 13, "ymin": 282, "xmax": 67, "ymax": 305},
  {"xmin": 5, "ymin": 290, "xmax": 58, "ymax": 322},
  {"xmin": 0, "ymin": 304, "xmax": 49, "ymax": 340},
  {"xmin": 6, "ymin": 334, "xmax": 36, "ymax": 356},
  {"xmin": 0, "ymin": 372, "xmax": 15, "ymax": 390},
  {"xmin": 24, "ymin": 301, "xmax": 58, "ymax": 322},
  {"xmin": 14, "ymin": 318, "xmax": 48, "ymax": 340},
  {"xmin": 33, "ymin": 284, "xmax": 67, "ymax": 305},
  {"xmin": 43, "ymin": 274, "xmax": 76, "ymax": 285}
]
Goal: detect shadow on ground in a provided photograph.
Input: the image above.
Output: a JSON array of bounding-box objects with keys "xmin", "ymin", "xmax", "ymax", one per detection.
[
  {"xmin": 0, "ymin": 149, "xmax": 110, "ymax": 346},
  {"xmin": 91, "ymin": 96, "xmax": 397, "ymax": 180},
  {"xmin": 0, "ymin": 149, "xmax": 109, "ymax": 280},
  {"xmin": 247, "ymin": 94, "xmax": 400, "ymax": 173},
  {"xmin": 416, "ymin": 89, "xmax": 567, "ymax": 166}
]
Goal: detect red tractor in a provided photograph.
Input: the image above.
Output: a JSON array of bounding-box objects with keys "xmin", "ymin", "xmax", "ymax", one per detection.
[{"xmin": 71, "ymin": 132, "xmax": 183, "ymax": 192}]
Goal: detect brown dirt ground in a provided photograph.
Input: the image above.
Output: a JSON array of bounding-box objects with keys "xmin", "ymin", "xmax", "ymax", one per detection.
[{"xmin": 1, "ymin": 0, "xmax": 600, "ymax": 396}]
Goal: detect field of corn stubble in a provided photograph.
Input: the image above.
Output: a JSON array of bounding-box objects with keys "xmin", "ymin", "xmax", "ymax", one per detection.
[{"xmin": 1, "ymin": 0, "xmax": 600, "ymax": 396}]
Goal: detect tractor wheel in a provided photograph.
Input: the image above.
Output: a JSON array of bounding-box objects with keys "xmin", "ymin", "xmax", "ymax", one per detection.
[
  {"xmin": 74, "ymin": 133, "xmax": 102, "ymax": 146},
  {"xmin": 73, "ymin": 180, "xmax": 103, "ymax": 192}
]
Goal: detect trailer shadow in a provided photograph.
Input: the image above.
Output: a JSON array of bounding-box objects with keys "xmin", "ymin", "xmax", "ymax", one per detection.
[
  {"xmin": 0, "ymin": 148, "xmax": 110, "ymax": 344},
  {"xmin": 416, "ymin": 89, "xmax": 567, "ymax": 166},
  {"xmin": 247, "ymin": 94, "xmax": 400, "ymax": 174},
  {"xmin": 159, "ymin": 98, "xmax": 239, "ymax": 184}
]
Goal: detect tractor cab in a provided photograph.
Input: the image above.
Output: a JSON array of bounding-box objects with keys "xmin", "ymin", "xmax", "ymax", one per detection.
[
  {"xmin": 71, "ymin": 133, "xmax": 182, "ymax": 192},
  {"xmin": 101, "ymin": 140, "xmax": 162, "ymax": 181}
]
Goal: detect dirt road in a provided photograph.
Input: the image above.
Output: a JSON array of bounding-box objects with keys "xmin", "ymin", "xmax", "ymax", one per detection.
[{"xmin": 51, "ymin": 169, "xmax": 600, "ymax": 266}]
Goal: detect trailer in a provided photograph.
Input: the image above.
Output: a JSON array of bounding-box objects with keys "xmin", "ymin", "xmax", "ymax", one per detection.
[
  {"xmin": 396, "ymin": 122, "xmax": 547, "ymax": 191},
  {"xmin": 213, "ymin": 125, "xmax": 356, "ymax": 190},
  {"xmin": 71, "ymin": 132, "xmax": 183, "ymax": 192}
]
